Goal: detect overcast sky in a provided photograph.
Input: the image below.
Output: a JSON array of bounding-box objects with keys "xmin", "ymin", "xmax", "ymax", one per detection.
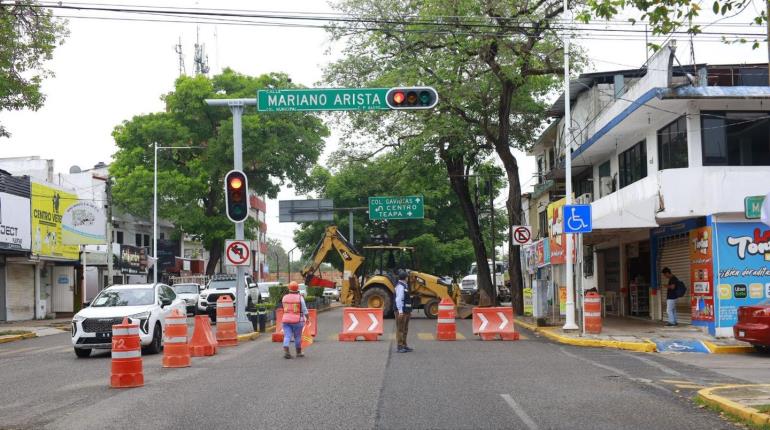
[{"xmin": 1, "ymin": 0, "xmax": 766, "ymax": 250}]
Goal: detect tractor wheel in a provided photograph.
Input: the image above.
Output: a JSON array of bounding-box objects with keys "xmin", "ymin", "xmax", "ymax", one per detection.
[
  {"xmin": 360, "ymin": 286, "xmax": 394, "ymax": 318},
  {"xmin": 423, "ymin": 299, "xmax": 440, "ymax": 319}
]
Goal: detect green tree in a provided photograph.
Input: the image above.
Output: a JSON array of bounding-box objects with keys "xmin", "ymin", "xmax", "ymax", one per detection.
[
  {"xmin": 264, "ymin": 237, "xmax": 287, "ymax": 278},
  {"xmin": 325, "ymin": 0, "xmax": 568, "ymax": 310},
  {"xmin": 0, "ymin": 1, "xmax": 68, "ymax": 137},
  {"xmin": 294, "ymin": 146, "xmax": 507, "ymax": 279},
  {"xmin": 110, "ymin": 69, "xmax": 328, "ymax": 274}
]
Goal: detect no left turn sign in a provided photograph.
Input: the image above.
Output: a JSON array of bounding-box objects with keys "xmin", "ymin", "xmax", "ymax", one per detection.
[
  {"xmin": 225, "ymin": 240, "xmax": 251, "ymax": 266},
  {"xmin": 511, "ymin": 226, "xmax": 532, "ymax": 246}
]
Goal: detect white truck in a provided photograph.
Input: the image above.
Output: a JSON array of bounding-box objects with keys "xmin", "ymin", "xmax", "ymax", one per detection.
[{"xmin": 460, "ymin": 260, "xmax": 511, "ymax": 304}]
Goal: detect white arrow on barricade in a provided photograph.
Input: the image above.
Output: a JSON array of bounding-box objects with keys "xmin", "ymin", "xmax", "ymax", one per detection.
[
  {"xmin": 368, "ymin": 313, "xmax": 379, "ymax": 331},
  {"xmin": 478, "ymin": 313, "xmax": 489, "ymax": 331},
  {"xmin": 497, "ymin": 312, "xmax": 509, "ymax": 330},
  {"xmin": 347, "ymin": 314, "xmax": 359, "ymax": 331}
]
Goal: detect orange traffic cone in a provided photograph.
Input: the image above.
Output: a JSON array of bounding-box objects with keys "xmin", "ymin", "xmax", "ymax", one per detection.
[
  {"xmin": 436, "ymin": 298, "xmax": 457, "ymax": 341},
  {"xmin": 162, "ymin": 309, "xmax": 191, "ymax": 368},
  {"xmin": 110, "ymin": 317, "xmax": 144, "ymax": 388},
  {"xmin": 189, "ymin": 315, "xmax": 217, "ymax": 357},
  {"xmin": 216, "ymin": 296, "xmax": 238, "ymax": 347}
]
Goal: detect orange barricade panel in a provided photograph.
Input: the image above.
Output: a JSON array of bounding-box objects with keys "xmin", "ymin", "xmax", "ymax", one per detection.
[
  {"xmin": 272, "ymin": 309, "xmax": 285, "ymax": 342},
  {"xmin": 472, "ymin": 307, "xmax": 519, "ymax": 341},
  {"xmin": 338, "ymin": 307, "xmax": 383, "ymax": 342},
  {"xmin": 273, "ymin": 308, "xmax": 318, "ymax": 342},
  {"xmin": 110, "ymin": 318, "xmax": 144, "ymax": 388},
  {"xmin": 189, "ymin": 315, "xmax": 217, "ymax": 357}
]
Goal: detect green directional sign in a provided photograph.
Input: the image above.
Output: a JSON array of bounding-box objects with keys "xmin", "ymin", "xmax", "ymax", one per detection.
[
  {"xmin": 257, "ymin": 88, "xmax": 389, "ymax": 112},
  {"xmin": 745, "ymin": 195, "xmax": 765, "ymax": 219},
  {"xmin": 369, "ymin": 195, "xmax": 424, "ymax": 221}
]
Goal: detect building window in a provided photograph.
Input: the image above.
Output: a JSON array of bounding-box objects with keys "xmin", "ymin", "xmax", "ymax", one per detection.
[
  {"xmin": 135, "ymin": 233, "xmax": 142, "ymax": 247},
  {"xmin": 160, "ymin": 233, "xmax": 165, "ymax": 240},
  {"xmin": 538, "ymin": 210, "xmax": 548, "ymax": 239},
  {"xmin": 658, "ymin": 116, "xmax": 688, "ymax": 170},
  {"xmin": 116, "ymin": 231, "xmax": 123, "ymax": 244},
  {"xmin": 143, "ymin": 234, "xmax": 150, "ymax": 247},
  {"xmin": 574, "ymin": 172, "xmax": 592, "ymax": 200},
  {"xmin": 598, "ymin": 160, "xmax": 613, "ymax": 197},
  {"xmin": 536, "ymin": 156, "xmax": 544, "ymax": 184},
  {"xmin": 701, "ymin": 111, "xmax": 770, "ymax": 166},
  {"xmin": 618, "ymin": 140, "xmax": 647, "ymax": 188}
]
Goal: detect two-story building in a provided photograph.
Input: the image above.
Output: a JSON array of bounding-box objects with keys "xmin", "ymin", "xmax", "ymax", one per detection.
[{"xmin": 526, "ymin": 41, "xmax": 770, "ymax": 337}]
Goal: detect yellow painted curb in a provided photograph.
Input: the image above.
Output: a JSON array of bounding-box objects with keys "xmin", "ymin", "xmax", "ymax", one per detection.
[
  {"xmin": 513, "ymin": 320, "xmax": 657, "ymax": 352},
  {"xmin": 702, "ymin": 340, "xmax": 754, "ymax": 354},
  {"xmin": 697, "ymin": 385, "xmax": 770, "ymax": 427},
  {"xmin": 0, "ymin": 332, "xmax": 36, "ymax": 344},
  {"xmin": 237, "ymin": 332, "xmax": 260, "ymax": 342}
]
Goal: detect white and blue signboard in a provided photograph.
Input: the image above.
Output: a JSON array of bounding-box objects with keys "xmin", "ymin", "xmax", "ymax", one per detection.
[
  {"xmin": 563, "ymin": 205, "xmax": 592, "ymax": 234},
  {"xmin": 713, "ymin": 221, "xmax": 770, "ymax": 336}
]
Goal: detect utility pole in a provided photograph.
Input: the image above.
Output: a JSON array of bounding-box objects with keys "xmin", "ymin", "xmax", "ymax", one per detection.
[
  {"xmin": 563, "ymin": 0, "xmax": 579, "ymax": 331},
  {"xmin": 105, "ymin": 176, "xmax": 113, "ymax": 287},
  {"xmin": 488, "ymin": 177, "xmax": 497, "ymax": 304},
  {"xmin": 767, "ymin": 0, "xmax": 770, "ymax": 85}
]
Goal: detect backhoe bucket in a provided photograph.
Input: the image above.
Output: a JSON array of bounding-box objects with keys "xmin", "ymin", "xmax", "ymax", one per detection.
[{"xmin": 455, "ymin": 303, "xmax": 475, "ymax": 320}]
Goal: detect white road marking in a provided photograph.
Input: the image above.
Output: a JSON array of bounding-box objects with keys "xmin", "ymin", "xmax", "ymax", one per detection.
[
  {"xmin": 478, "ymin": 313, "xmax": 488, "ymax": 331},
  {"xmin": 621, "ymin": 351, "xmax": 682, "ymax": 376},
  {"xmin": 347, "ymin": 314, "xmax": 359, "ymax": 331},
  {"xmin": 501, "ymin": 394, "xmax": 538, "ymax": 430},
  {"xmin": 497, "ymin": 312, "xmax": 508, "ymax": 330},
  {"xmin": 368, "ymin": 313, "xmax": 378, "ymax": 331}
]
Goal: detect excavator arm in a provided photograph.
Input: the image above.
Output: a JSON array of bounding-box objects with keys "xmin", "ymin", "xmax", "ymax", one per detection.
[{"xmin": 300, "ymin": 226, "xmax": 365, "ymax": 306}]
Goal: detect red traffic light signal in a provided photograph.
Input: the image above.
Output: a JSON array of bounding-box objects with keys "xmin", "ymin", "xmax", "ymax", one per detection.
[
  {"xmin": 386, "ymin": 87, "xmax": 438, "ymax": 110},
  {"xmin": 224, "ymin": 170, "xmax": 249, "ymax": 223}
]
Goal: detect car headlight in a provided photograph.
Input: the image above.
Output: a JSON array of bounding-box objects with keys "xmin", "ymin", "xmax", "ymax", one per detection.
[
  {"xmin": 127, "ymin": 312, "xmax": 151, "ymax": 334},
  {"xmin": 128, "ymin": 311, "xmax": 151, "ymax": 320},
  {"xmin": 72, "ymin": 314, "xmax": 86, "ymax": 322}
]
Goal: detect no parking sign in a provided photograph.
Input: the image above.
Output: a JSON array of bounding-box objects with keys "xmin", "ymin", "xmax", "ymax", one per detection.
[{"xmin": 511, "ymin": 226, "xmax": 532, "ymax": 246}]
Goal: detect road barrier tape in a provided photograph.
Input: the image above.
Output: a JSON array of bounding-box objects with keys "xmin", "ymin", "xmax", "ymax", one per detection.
[
  {"xmin": 217, "ymin": 317, "xmax": 235, "ymax": 323},
  {"xmin": 164, "ymin": 336, "xmax": 187, "ymax": 344},
  {"xmin": 217, "ymin": 303, "xmax": 234, "ymax": 308},
  {"xmin": 165, "ymin": 319, "xmax": 187, "ymax": 325},
  {"xmin": 112, "ymin": 350, "xmax": 141, "ymax": 359},
  {"xmin": 112, "ymin": 327, "xmax": 140, "ymax": 336},
  {"xmin": 585, "ymin": 312, "xmax": 602, "ymax": 317},
  {"xmin": 437, "ymin": 318, "xmax": 456, "ymax": 324},
  {"xmin": 438, "ymin": 305, "xmax": 454, "ymax": 310}
]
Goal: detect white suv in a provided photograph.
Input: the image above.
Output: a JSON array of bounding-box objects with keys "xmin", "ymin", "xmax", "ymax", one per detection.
[{"xmin": 71, "ymin": 283, "xmax": 185, "ymax": 358}]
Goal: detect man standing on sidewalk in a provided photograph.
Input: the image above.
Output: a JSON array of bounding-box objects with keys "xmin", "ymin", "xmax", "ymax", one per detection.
[
  {"xmin": 394, "ymin": 270, "xmax": 413, "ymax": 353},
  {"xmin": 661, "ymin": 267, "xmax": 681, "ymax": 327}
]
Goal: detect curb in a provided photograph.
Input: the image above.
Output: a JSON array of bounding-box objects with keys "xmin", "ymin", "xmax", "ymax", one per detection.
[
  {"xmin": 702, "ymin": 341, "xmax": 754, "ymax": 354},
  {"xmin": 0, "ymin": 332, "xmax": 37, "ymax": 345},
  {"xmin": 237, "ymin": 332, "xmax": 260, "ymax": 342},
  {"xmin": 514, "ymin": 320, "xmax": 657, "ymax": 353},
  {"xmin": 697, "ymin": 384, "xmax": 770, "ymax": 427}
]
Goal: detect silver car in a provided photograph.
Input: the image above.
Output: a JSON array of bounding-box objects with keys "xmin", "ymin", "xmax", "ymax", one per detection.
[{"xmin": 170, "ymin": 283, "xmax": 201, "ymax": 314}]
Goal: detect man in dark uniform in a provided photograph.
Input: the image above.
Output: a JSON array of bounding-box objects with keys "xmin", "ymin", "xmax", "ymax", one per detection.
[
  {"xmin": 394, "ymin": 270, "xmax": 413, "ymax": 353},
  {"xmin": 661, "ymin": 267, "xmax": 680, "ymax": 326}
]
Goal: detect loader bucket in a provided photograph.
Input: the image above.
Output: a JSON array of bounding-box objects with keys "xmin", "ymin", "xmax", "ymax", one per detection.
[{"xmin": 455, "ymin": 303, "xmax": 475, "ymax": 320}]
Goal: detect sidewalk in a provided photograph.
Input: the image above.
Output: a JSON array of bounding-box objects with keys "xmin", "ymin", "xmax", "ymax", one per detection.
[
  {"xmin": 515, "ymin": 315, "xmax": 755, "ymax": 354},
  {"xmin": 698, "ymin": 385, "xmax": 770, "ymax": 427},
  {"xmin": 0, "ymin": 318, "xmax": 72, "ymax": 342}
]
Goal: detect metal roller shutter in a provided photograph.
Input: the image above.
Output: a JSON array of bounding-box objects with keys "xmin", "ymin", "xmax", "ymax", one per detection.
[
  {"xmin": 6, "ymin": 263, "xmax": 34, "ymax": 321},
  {"xmin": 657, "ymin": 234, "xmax": 691, "ymax": 324}
]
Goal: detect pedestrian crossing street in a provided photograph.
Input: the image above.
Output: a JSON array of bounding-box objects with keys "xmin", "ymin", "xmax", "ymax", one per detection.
[{"xmin": 324, "ymin": 332, "xmax": 529, "ymax": 341}]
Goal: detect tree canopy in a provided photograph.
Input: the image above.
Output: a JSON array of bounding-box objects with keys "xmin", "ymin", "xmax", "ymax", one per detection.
[
  {"xmin": 0, "ymin": 1, "xmax": 68, "ymax": 137},
  {"xmin": 110, "ymin": 69, "xmax": 328, "ymax": 274}
]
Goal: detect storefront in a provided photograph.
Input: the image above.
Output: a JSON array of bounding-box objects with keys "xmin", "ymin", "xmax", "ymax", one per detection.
[{"xmin": 1, "ymin": 176, "xmax": 33, "ymax": 321}]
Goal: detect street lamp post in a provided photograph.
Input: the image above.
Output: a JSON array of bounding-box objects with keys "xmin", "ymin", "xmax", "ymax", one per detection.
[
  {"xmin": 287, "ymin": 246, "xmax": 298, "ymax": 284},
  {"xmin": 153, "ymin": 143, "xmax": 203, "ymax": 285}
]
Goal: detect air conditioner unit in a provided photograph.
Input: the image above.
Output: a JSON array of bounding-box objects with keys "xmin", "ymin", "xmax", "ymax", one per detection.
[
  {"xmin": 577, "ymin": 193, "xmax": 593, "ymax": 204},
  {"xmin": 600, "ymin": 177, "xmax": 613, "ymax": 196}
]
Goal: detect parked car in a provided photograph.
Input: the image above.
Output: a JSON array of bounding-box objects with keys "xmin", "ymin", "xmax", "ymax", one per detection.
[
  {"xmin": 197, "ymin": 274, "xmax": 255, "ymax": 321},
  {"xmin": 170, "ymin": 283, "xmax": 201, "ymax": 314},
  {"xmin": 256, "ymin": 281, "xmax": 279, "ymax": 303},
  {"xmin": 71, "ymin": 283, "xmax": 186, "ymax": 358},
  {"xmin": 734, "ymin": 300, "xmax": 770, "ymax": 353},
  {"xmin": 323, "ymin": 287, "xmax": 340, "ymax": 301}
]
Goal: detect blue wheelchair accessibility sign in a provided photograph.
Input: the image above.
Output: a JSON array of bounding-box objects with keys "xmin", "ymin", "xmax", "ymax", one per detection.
[{"xmin": 563, "ymin": 205, "xmax": 592, "ymax": 233}]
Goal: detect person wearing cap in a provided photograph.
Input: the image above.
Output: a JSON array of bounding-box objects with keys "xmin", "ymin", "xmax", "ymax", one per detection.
[
  {"xmin": 281, "ymin": 281, "xmax": 309, "ymax": 359},
  {"xmin": 394, "ymin": 270, "xmax": 413, "ymax": 353}
]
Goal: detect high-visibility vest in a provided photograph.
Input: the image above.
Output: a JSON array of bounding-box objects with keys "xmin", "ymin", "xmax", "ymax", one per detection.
[{"xmin": 282, "ymin": 293, "xmax": 302, "ymax": 324}]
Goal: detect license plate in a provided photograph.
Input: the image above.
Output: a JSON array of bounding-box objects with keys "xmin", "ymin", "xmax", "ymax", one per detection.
[
  {"xmin": 96, "ymin": 332, "xmax": 112, "ymax": 339},
  {"xmin": 738, "ymin": 331, "xmax": 745, "ymax": 337}
]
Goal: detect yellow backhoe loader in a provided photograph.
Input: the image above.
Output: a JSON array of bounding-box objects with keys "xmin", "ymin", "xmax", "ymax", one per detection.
[{"xmin": 301, "ymin": 226, "xmax": 473, "ymax": 318}]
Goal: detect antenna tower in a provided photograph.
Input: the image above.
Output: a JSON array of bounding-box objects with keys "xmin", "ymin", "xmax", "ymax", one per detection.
[
  {"xmin": 174, "ymin": 36, "xmax": 186, "ymax": 76},
  {"xmin": 193, "ymin": 27, "xmax": 210, "ymax": 75}
]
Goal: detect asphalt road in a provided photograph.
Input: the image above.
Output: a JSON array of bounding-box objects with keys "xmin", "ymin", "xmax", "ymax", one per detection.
[{"xmin": 0, "ymin": 308, "xmax": 760, "ymax": 430}]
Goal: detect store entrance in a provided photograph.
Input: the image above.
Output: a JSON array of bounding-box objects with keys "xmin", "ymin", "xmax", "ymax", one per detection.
[{"xmin": 626, "ymin": 241, "xmax": 651, "ymax": 318}]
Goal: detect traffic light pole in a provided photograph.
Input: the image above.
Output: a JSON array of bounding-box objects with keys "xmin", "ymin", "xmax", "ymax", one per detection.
[{"xmin": 205, "ymin": 98, "xmax": 257, "ymax": 334}]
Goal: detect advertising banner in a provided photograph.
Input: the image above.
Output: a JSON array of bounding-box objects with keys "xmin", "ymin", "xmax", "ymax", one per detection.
[
  {"xmin": 550, "ymin": 234, "xmax": 577, "ymax": 265},
  {"xmin": 713, "ymin": 222, "xmax": 770, "ymax": 329},
  {"xmin": 689, "ymin": 227, "xmax": 714, "ymax": 322},
  {"xmin": 31, "ymin": 182, "xmax": 79, "ymax": 260},
  {"xmin": 547, "ymin": 197, "xmax": 566, "ymax": 237},
  {"xmin": 523, "ymin": 288, "xmax": 533, "ymax": 316},
  {"xmin": 119, "ymin": 244, "xmax": 147, "ymax": 274},
  {"xmin": 62, "ymin": 201, "xmax": 106, "ymax": 245},
  {"xmin": 156, "ymin": 239, "xmax": 180, "ymax": 272},
  {"xmin": 535, "ymin": 239, "xmax": 551, "ymax": 268},
  {"xmin": 0, "ymin": 192, "xmax": 31, "ymax": 251},
  {"xmin": 559, "ymin": 286, "xmax": 567, "ymax": 315}
]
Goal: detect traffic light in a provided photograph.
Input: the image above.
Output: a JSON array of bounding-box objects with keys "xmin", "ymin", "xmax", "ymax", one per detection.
[
  {"xmin": 385, "ymin": 86, "xmax": 438, "ymax": 110},
  {"xmin": 224, "ymin": 170, "xmax": 249, "ymax": 223}
]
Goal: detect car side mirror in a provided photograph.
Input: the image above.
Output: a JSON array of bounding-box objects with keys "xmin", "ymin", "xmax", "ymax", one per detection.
[
  {"xmin": 161, "ymin": 298, "xmax": 172, "ymax": 307},
  {"xmin": 82, "ymin": 301, "xmax": 91, "ymax": 308}
]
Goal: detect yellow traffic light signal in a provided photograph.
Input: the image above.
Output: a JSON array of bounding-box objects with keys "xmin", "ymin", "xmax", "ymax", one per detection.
[{"xmin": 386, "ymin": 87, "xmax": 438, "ymax": 110}]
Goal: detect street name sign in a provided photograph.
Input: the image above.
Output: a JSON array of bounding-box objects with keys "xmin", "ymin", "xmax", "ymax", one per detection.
[
  {"xmin": 368, "ymin": 195, "xmax": 424, "ymax": 220},
  {"xmin": 279, "ymin": 199, "xmax": 334, "ymax": 223},
  {"xmin": 744, "ymin": 195, "xmax": 765, "ymax": 219},
  {"xmin": 511, "ymin": 226, "xmax": 532, "ymax": 245},
  {"xmin": 225, "ymin": 240, "xmax": 250, "ymax": 266},
  {"xmin": 257, "ymin": 88, "xmax": 389, "ymax": 112}
]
